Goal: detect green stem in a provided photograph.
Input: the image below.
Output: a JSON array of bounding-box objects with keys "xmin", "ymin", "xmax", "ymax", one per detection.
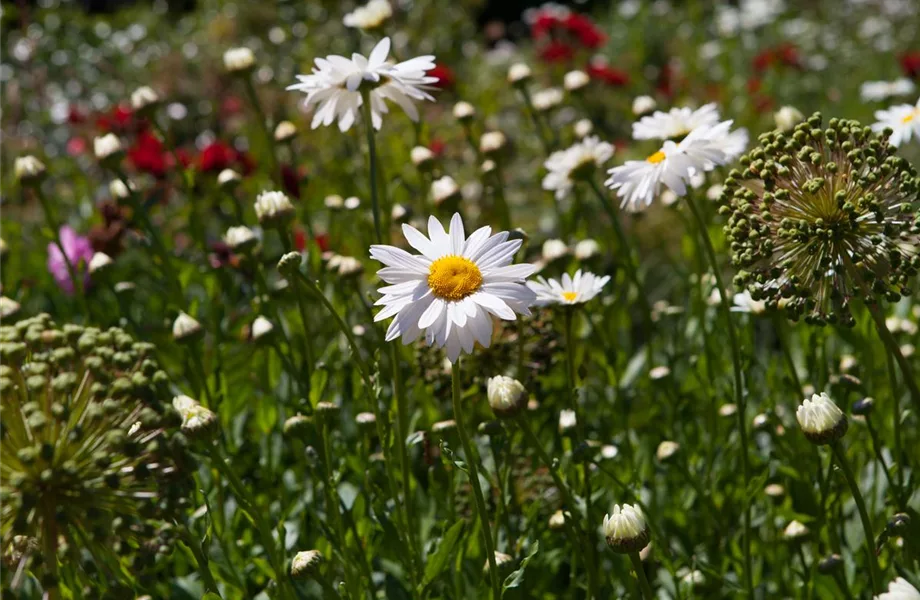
[
  {"xmin": 451, "ymin": 360, "xmax": 500, "ymax": 600},
  {"xmin": 866, "ymin": 302, "xmax": 920, "ymax": 416},
  {"xmin": 774, "ymin": 315, "xmax": 803, "ymax": 395},
  {"xmin": 243, "ymin": 77, "xmax": 280, "ymax": 185},
  {"xmin": 830, "ymin": 442, "xmax": 881, "ymax": 594},
  {"xmin": 361, "ymin": 92, "xmax": 384, "ymax": 244},
  {"xmin": 515, "ymin": 416, "xmax": 575, "ymax": 508},
  {"xmin": 515, "ymin": 85, "xmax": 552, "ymax": 153},
  {"xmin": 178, "ymin": 526, "xmax": 221, "ymax": 596},
  {"xmin": 684, "ymin": 192, "xmax": 753, "ymax": 597},
  {"xmin": 628, "ymin": 551, "xmax": 654, "ymax": 600},
  {"xmin": 391, "ymin": 343, "xmax": 421, "ymax": 579},
  {"xmin": 864, "ymin": 417, "xmax": 901, "ymax": 507},
  {"xmin": 42, "ymin": 518, "xmax": 61, "ymax": 600},
  {"xmin": 320, "ymin": 418, "xmax": 359, "ymax": 599}
]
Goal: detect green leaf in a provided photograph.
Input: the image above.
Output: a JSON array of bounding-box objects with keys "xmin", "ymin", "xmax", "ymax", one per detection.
[
  {"xmin": 202, "ymin": 593, "xmax": 222, "ymax": 600},
  {"xmin": 310, "ymin": 368, "xmax": 329, "ymax": 408},
  {"xmin": 255, "ymin": 397, "xmax": 277, "ymax": 435},
  {"xmin": 502, "ymin": 541, "xmax": 539, "ymax": 594},
  {"xmin": 421, "ymin": 519, "xmax": 465, "ymax": 591}
]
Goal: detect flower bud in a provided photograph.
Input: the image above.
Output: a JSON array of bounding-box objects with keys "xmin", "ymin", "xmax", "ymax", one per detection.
[
  {"xmin": 109, "ymin": 179, "xmax": 135, "ymax": 200},
  {"xmin": 774, "ymin": 106, "xmax": 804, "ymax": 132},
  {"xmin": 574, "ymin": 239, "xmax": 599, "ymax": 260},
  {"xmin": 391, "ymin": 203, "xmax": 410, "ymax": 223},
  {"xmin": 507, "ymin": 63, "xmax": 532, "ymax": 84},
  {"xmin": 130, "ymin": 86, "xmax": 160, "ymax": 113},
  {"xmin": 251, "ymin": 316, "xmax": 274, "ymax": 342},
  {"xmin": 277, "ymin": 251, "xmax": 302, "ymax": 277},
  {"xmin": 315, "ymin": 402, "xmax": 340, "ymax": 419},
  {"xmin": 172, "ymin": 395, "xmax": 218, "ymax": 441},
  {"xmin": 254, "ymin": 191, "xmax": 295, "ymax": 226},
  {"xmin": 851, "ymin": 396, "xmax": 874, "ymax": 416},
  {"xmin": 479, "ymin": 131, "xmax": 507, "ymax": 155},
  {"xmin": 283, "ymin": 414, "xmax": 312, "ymax": 439},
  {"xmin": 324, "ymin": 194, "xmax": 344, "ymax": 210},
  {"xmin": 224, "ymin": 226, "xmax": 257, "ymax": 253},
  {"xmin": 344, "ymin": 196, "xmax": 361, "ymax": 210},
  {"xmin": 172, "ymin": 312, "xmax": 203, "ymax": 343},
  {"xmin": 558, "ymin": 409, "xmax": 577, "ymax": 434},
  {"xmin": 656, "ymin": 440, "xmax": 680, "ymax": 462},
  {"xmin": 603, "ymin": 504, "xmax": 650, "ymax": 553},
  {"xmin": 574, "ymin": 119, "xmax": 593, "ymax": 139},
  {"xmin": 532, "ymin": 88, "xmax": 563, "ymax": 112},
  {"xmin": 649, "ymin": 366, "xmax": 671, "ymax": 381},
  {"xmin": 88, "ymin": 252, "xmax": 113, "ymax": 276},
  {"xmin": 453, "ymin": 101, "xmax": 475, "ymax": 122},
  {"xmin": 1, "ymin": 297, "xmax": 21, "ymax": 320},
  {"xmin": 217, "ymin": 169, "xmax": 242, "ymax": 189},
  {"xmin": 410, "ymin": 146, "xmax": 435, "ymax": 169},
  {"xmin": 224, "ymin": 47, "xmax": 255, "ymax": 73},
  {"xmin": 94, "ymin": 134, "xmax": 123, "ymax": 163},
  {"xmin": 431, "ymin": 176, "xmax": 460, "ymax": 206},
  {"xmin": 764, "ymin": 483, "xmax": 785, "ymax": 502},
  {"xmin": 564, "ymin": 70, "xmax": 590, "ymax": 92},
  {"xmin": 817, "ymin": 553, "xmax": 842, "ymax": 574},
  {"xmin": 632, "ymin": 95, "xmax": 657, "ymax": 116},
  {"xmin": 483, "ymin": 551, "xmax": 515, "ymax": 577},
  {"xmin": 355, "ymin": 411, "xmax": 377, "ymax": 432},
  {"xmin": 548, "ymin": 510, "xmax": 566, "ymax": 530},
  {"xmin": 15, "ymin": 156, "xmax": 46, "ymax": 184},
  {"xmin": 487, "ymin": 375, "xmax": 527, "ymax": 418},
  {"xmin": 796, "ymin": 392, "xmax": 847, "ymax": 445},
  {"xmin": 783, "ymin": 520, "xmax": 809, "ymax": 540},
  {"xmin": 274, "ymin": 121, "xmax": 298, "ymax": 143},
  {"xmin": 541, "ymin": 239, "xmax": 568, "ymax": 262},
  {"xmin": 290, "ymin": 549, "xmax": 323, "ymax": 579}
]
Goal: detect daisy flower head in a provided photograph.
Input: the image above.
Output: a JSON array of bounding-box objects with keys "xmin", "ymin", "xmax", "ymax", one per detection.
[
  {"xmin": 343, "ymin": 0, "xmax": 393, "ymax": 31},
  {"xmin": 542, "ymin": 136, "xmax": 615, "ymax": 200},
  {"xmin": 871, "ymin": 97, "xmax": 920, "ymax": 147},
  {"xmin": 604, "ymin": 126, "xmax": 728, "ymax": 212},
  {"xmin": 370, "ymin": 213, "xmax": 537, "ymax": 362},
  {"xmin": 287, "ymin": 37, "xmax": 437, "ymax": 132},
  {"xmin": 875, "ymin": 578, "xmax": 920, "ymax": 600},
  {"xmin": 632, "ymin": 103, "xmax": 720, "ymax": 141},
  {"xmin": 528, "ymin": 270, "xmax": 610, "ymax": 306},
  {"xmin": 723, "ymin": 113, "xmax": 920, "ymax": 325}
]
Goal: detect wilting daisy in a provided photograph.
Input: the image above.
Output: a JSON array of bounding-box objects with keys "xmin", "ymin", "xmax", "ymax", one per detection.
[
  {"xmin": 632, "ymin": 103, "xmax": 720, "ymax": 140},
  {"xmin": 605, "ymin": 126, "xmax": 728, "ymax": 212},
  {"xmin": 860, "ymin": 78, "xmax": 916, "ymax": 102},
  {"xmin": 287, "ymin": 37, "xmax": 437, "ymax": 132},
  {"xmin": 542, "ymin": 136, "xmax": 615, "ymax": 200},
  {"xmin": 370, "ymin": 213, "xmax": 536, "ymax": 361},
  {"xmin": 528, "ymin": 270, "xmax": 610, "ymax": 306},
  {"xmin": 871, "ymin": 98, "xmax": 920, "ymax": 147}
]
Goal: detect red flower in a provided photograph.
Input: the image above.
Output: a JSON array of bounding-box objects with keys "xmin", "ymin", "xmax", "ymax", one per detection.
[
  {"xmin": 221, "ymin": 96, "xmax": 245, "ymax": 116},
  {"xmin": 313, "ymin": 232, "xmax": 330, "ymax": 253},
  {"xmin": 174, "ymin": 148, "xmax": 193, "ymax": 169},
  {"xmin": 128, "ymin": 130, "xmax": 168, "ymax": 177},
  {"xmin": 656, "ymin": 62, "xmax": 677, "ymax": 97},
  {"xmin": 429, "ymin": 64, "xmax": 455, "ymax": 89},
  {"xmin": 753, "ymin": 43, "xmax": 801, "ymax": 72},
  {"xmin": 587, "ymin": 60, "xmax": 629, "ymax": 86},
  {"xmin": 68, "ymin": 105, "xmax": 86, "ymax": 124},
  {"xmin": 198, "ymin": 141, "xmax": 236, "ymax": 172},
  {"xmin": 428, "ymin": 138, "xmax": 446, "ymax": 157},
  {"xmin": 530, "ymin": 13, "xmax": 559, "ymax": 39},
  {"xmin": 746, "ymin": 77, "xmax": 763, "ymax": 94},
  {"xmin": 900, "ymin": 51, "xmax": 920, "ymax": 79},
  {"xmin": 293, "ymin": 227, "xmax": 307, "ymax": 252},
  {"xmin": 67, "ymin": 137, "xmax": 88, "ymax": 156},
  {"xmin": 96, "ymin": 104, "xmax": 134, "ymax": 132},
  {"xmin": 281, "ymin": 164, "xmax": 306, "ymax": 199},
  {"xmin": 540, "ymin": 41, "xmax": 575, "ymax": 63},
  {"xmin": 564, "ymin": 13, "xmax": 606, "ymax": 49}
]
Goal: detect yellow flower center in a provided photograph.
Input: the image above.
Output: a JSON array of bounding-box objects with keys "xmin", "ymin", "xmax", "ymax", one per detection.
[
  {"xmin": 428, "ymin": 255, "xmax": 483, "ymax": 301},
  {"xmin": 646, "ymin": 150, "xmax": 666, "ymax": 164},
  {"xmin": 562, "ymin": 291, "xmax": 579, "ymax": 302},
  {"xmin": 902, "ymin": 111, "xmax": 917, "ymax": 124}
]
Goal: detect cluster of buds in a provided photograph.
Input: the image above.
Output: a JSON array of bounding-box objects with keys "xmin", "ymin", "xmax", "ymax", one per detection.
[
  {"xmin": 0, "ymin": 315, "xmax": 194, "ymax": 587},
  {"xmin": 721, "ymin": 113, "xmax": 920, "ymax": 325}
]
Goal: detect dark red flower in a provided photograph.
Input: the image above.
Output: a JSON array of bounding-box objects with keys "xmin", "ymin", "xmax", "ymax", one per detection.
[
  {"xmin": 313, "ymin": 232, "xmax": 330, "ymax": 253},
  {"xmin": 564, "ymin": 13, "xmax": 606, "ymax": 49},
  {"xmin": 539, "ymin": 41, "xmax": 575, "ymax": 63},
  {"xmin": 198, "ymin": 141, "xmax": 236, "ymax": 172},
  {"xmin": 900, "ymin": 51, "xmax": 920, "ymax": 79},
  {"xmin": 530, "ymin": 13, "xmax": 558, "ymax": 39},
  {"xmin": 746, "ymin": 77, "xmax": 763, "ymax": 94},
  {"xmin": 128, "ymin": 130, "xmax": 168, "ymax": 177},
  {"xmin": 68, "ymin": 105, "xmax": 86, "ymax": 124},
  {"xmin": 655, "ymin": 62, "xmax": 676, "ymax": 97},
  {"xmin": 753, "ymin": 95, "xmax": 774, "ymax": 114},
  {"xmin": 96, "ymin": 104, "xmax": 134, "ymax": 132},
  {"xmin": 281, "ymin": 164, "xmax": 306, "ymax": 199},
  {"xmin": 293, "ymin": 227, "xmax": 307, "ymax": 252},
  {"xmin": 174, "ymin": 148, "xmax": 193, "ymax": 169},
  {"xmin": 428, "ymin": 138, "xmax": 446, "ymax": 157},
  {"xmin": 753, "ymin": 43, "xmax": 801, "ymax": 72},
  {"xmin": 235, "ymin": 150, "xmax": 257, "ymax": 175},
  {"xmin": 587, "ymin": 60, "xmax": 629, "ymax": 86},
  {"xmin": 430, "ymin": 64, "xmax": 455, "ymax": 89}
]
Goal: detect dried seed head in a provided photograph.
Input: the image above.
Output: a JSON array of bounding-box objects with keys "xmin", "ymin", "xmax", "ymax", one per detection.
[{"xmin": 722, "ymin": 113, "xmax": 920, "ymax": 326}]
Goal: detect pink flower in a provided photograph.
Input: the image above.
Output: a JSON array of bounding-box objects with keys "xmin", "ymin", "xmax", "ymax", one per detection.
[{"xmin": 47, "ymin": 226, "xmax": 94, "ymax": 294}]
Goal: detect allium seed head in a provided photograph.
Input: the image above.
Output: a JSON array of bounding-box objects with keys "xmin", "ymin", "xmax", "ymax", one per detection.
[{"xmin": 722, "ymin": 113, "xmax": 920, "ymax": 325}]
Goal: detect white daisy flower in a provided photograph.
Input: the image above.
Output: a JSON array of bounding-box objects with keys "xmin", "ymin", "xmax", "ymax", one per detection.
[
  {"xmin": 542, "ymin": 136, "xmax": 615, "ymax": 200},
  {"xmin": 876, "ymin": 577, "xmax": 920, "ymax": 600},
  {"xmin": 604, "ymin": 126, "xmax": 727, "ymax": 212},
  {"xmin": 370, "ymin": 213, "xmax": 536, "ymax": 362},
  {"xmin": 343, "ymin": 0, "xmax": 393, "ymax": 31},
  {"xmin": 872, "ymin": 98, "xmax": 920, "ymax": 147},
  {"xmin": 287, "ymin": 37, "xmax": 437, "ymax": 132},
  {"xmin": 632, "ymin": 103, "xmax": 720, "ymax": 140},
  {"xmin": 532, "ymin": 87, "xmax": 564, "ymax": 112},
  {"xmin": 527, "ymin": 270, "xmax": 610, "ymax": 306},
  {"xmin": 860, "ymin": 78, "xmax": 916, "ymax": 102}
]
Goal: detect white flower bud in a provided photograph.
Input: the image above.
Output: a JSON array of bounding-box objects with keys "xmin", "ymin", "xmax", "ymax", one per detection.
[
  {"xmin": 410, "ymin": 146, "xmax": 435, "ymax": 168},
  {"xmin": 254, "ymin": 190, "xmax": 295, "ymax": 225},
  {"xmin": 109, "ymin": 178, "xmax": 135, "ymax": 199},
  {"xmin": 656, "ymin": 440, "xmax": 680, "ymax": 462},
  {"xmin": 391, "ymin": 203, "xmax": 409, "ymax": 222},
  {"xmin": 649, "ymin": 366, "xmax": 671, "ymax": 380},
  {"xmin": 94, "ymin": 134, "xmax": 123, "ymax": 161},
  {"xmin": 431, "ymin": 419, "xmax": 457, "ymax": 434},
  {"xmin": 532, "ymin": 88, "xmax": 563, "ymax": 112},
  {"xmin": 172, "ymin": 394, "xmax": 218, "ymax": 440},
  {"xmin": 574, "ymin": 239, "xmax": 600, "ymax": 260},
  {"xmin": 481, "ymin": 159, "xmax": 496, "ymax": 174},
  {"xmin": 172, "ymin": 311, "xmax": 203, "ymax": 342},
  {"xmin": 507, "ymin": 63, "xmax": 532, "ymax": 84},
  {"xmin": 564, "ymin": 70, "xmax": 590, "ymax": 92},
  {"xmin": 774, "ymin": 106, "xmax": 804, "ymax": 132},
  {"xmin": 632, "ymin": 95, "xmax": 657, "ymax": 116},
  {"xmin": 783, "ymin": 520, "xmax": 809, "ymax": 540},
  {"xmin": 291, "ymin": 549, "xmax": 324, "ymax": 579},
  {"xmin": 558, "ymin": 409, "xmax": 577, "ymax": 434},
  {"xmin": 343, "ymin": 0, "xmax": 392, "ymax": 31},
  {"xmin": 15, "ymin": 156, "xmax": 46, "ymax": 183},
  {"xmin": 453, "ymin": 101, "xmax": 476, "ymax": 121},
  {"xmin": 542, "ymin": 239, "xmax": 568, "ymax": 262},
  {"xmin": 224, "ymin": 47, "xmax": 255, "ymax": 73},
  {"xmin": 487, "ymin": 375, "xmax": 527, "ymax": 418},
  {"xmin": 548, "ymin": 510, "xmax": 566, "ymax": 530},
  {"xmin": 217, "ymin": 169, "xmax": 242, "ymax": 188},
  {"xmin": 574, "ymin": 118, "xmax": 594, "ymax": 138},
  {"xmin": 251, "ymin": 316, "xmax": 275, "ymax": 341},
  {"xmin": 603, "ymin": 504, "xmax": 650, "ymax": 553},
  {"xmin": 224, "ymin": 226, "xmax": 257, "ymax": 251},
  {"xmin": 483, "ymin": 551, "xmax": 515, "ymax": 576},
  {"xmin": 479, "ymin": 131, "xmax": 507, "ymax": 155},
  {"xmin": 274, "ymin": 120, "xmax": 298, "ymax": 142},
  {"xmin": 431, "ymin": 176, "xmax": 460, "ymax": 205},
  {"xmin": 344, "ymin": 196, "xmax": 361, "ymax": 210},
  {"xmin": 0, "ymin": 296, "xmax": 21, "ymax": 319},
  {"xmin": 130, "ymin": 86, "xmax": 160, "ymax": 112},
  {"xmin": 324, "ymin": 194, "xmax": 345, "ymax": 210},
  {"xmin": 796, "ymin": 392, "xmax": 847, "ymax": 445},
  {"xmin": 88, "ymin": 252, "xmax": 113, "ymax": 275}
]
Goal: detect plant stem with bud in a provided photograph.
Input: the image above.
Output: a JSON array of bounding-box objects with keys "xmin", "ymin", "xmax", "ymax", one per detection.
[
  {"xmin": 685, "ymin": 191, "xmax": 753, "ymax": 597},
  {"xmin": 628, "ymin": 551, "xmax": 654, "ymax": 600},
  {"xmin": 451, "ymin": 359, "xmax": 500, "ymax": 600}
]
